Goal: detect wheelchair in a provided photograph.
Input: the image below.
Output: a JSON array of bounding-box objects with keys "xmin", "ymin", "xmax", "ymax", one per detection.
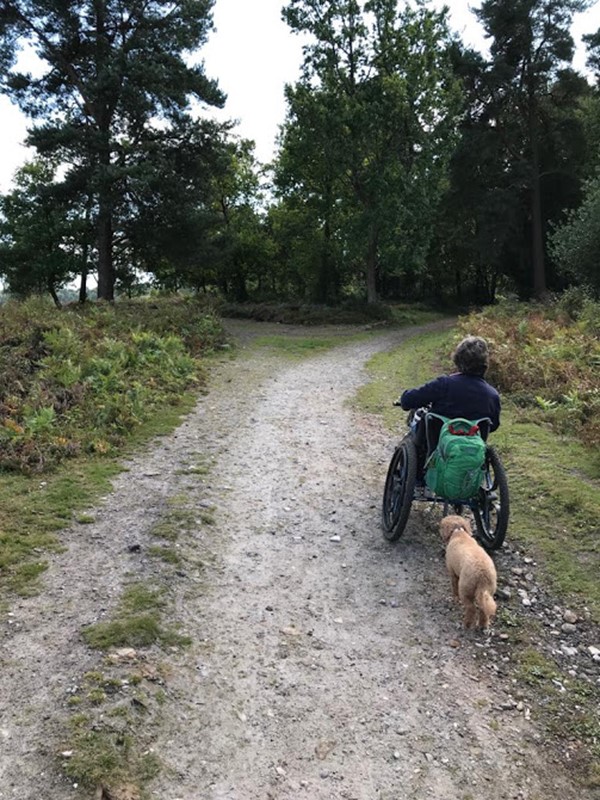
[{"xmin": 381, "ymin": 407, "xmax": 509, "ymax": 551}]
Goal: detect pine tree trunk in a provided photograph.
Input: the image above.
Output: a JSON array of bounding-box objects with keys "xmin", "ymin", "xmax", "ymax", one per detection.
[
  {"xmin": 316, "ymin": 214, "xmax": 338, "ymax": 304},
  {"xmin": 79, "ymin": 197, "xmax": 92, "ymax": 303},
  {"xmin": 94, "ymin": 2, "xmax": 115, "ymax": 302},
  {"xmin": 97, "ymin": 203, "xmax": 114, "ymax": 301},
  {"xmin": 79, "ymin": 234, "xmax": 89, "ymax": 304},
  {"xmin": 529, "ymin": 102, "xmax": 546, "ymax": 301},
  {"xmin": 366, "ymin": 226, "xmax": 378, "ymax": 304},
  {"xmin": 96, "ymin": 127, "xmax": 114, "ymax": 300},
  {"xmin": 48, "ymin": 281, "xmax": 62, "ymax": 308},
  {"xmin": 454, "ymin": 266, "xmax": 462, "ymax": 302},
  {"xmin": 79, "ymin": 264, "xmax": 87, "ymax": 304}
]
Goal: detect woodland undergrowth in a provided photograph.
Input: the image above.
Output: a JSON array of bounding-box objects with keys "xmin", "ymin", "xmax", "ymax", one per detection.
[
  {"xmin": 458, "ymin": 290, "xmax": 600, "ymax": 450},
  {"xmin": 0, "ymin": 295, "xmax": 227, "ymax": 474}
]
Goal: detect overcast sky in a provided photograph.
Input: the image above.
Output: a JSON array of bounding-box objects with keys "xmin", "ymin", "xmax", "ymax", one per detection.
[{"xmin": 0, "ymin": 0, "xmax": 598, "ymax": 190}]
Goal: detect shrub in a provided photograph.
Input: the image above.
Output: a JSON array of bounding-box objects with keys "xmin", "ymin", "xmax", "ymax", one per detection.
[
  {"xmin": 456, "ymin": 299, "xmax": 600, "ymax": 448},
  {"xmin": 0, "ymin": 296, "xmax": 227, "ymax": 473}
]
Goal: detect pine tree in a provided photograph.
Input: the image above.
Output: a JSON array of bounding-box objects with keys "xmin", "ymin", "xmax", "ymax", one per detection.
[
  {"xmin": 475, "ymin": 0, "xmax": 591, "ymax": 299},
  {"xmin": 0, "ymin": 0, "xmax": 223, "ymax": 299}
]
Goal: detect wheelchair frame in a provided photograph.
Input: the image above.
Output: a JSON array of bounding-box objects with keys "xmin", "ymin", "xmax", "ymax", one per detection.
[{"xmin": 381, "ymin": 412, "xmax": 509, "ymax": 551}]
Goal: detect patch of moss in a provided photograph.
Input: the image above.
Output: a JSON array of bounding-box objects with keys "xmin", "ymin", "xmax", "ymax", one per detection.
[
  {"xmin": 148, "ymin": 546, "xmax": 181, "ymax": 566},
  {"xmin": 82, "ymin": 583, "xmax": 190, "ymax": 651},
  {"xmin": 148, "ymin": 507, "xmax": 196, "ymax": 542},
  {"xmin": 515, "ymin": 648, "xmax": 559, "ymax": 686}
]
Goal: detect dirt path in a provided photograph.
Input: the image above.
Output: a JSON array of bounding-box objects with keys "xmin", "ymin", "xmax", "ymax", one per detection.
[{"xmin": 0, "ymin": 320, "xmax": 587, "ymax": 799}]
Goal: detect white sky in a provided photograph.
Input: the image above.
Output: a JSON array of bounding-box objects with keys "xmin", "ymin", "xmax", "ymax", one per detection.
[{"xmin": 0, "ymin": 0, "xmax": 598, "ymax": 190}]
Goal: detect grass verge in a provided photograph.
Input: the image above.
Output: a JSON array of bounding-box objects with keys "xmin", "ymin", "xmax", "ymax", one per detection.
[
  {"xmin": 62, "ymin": 492, "xmax": 204, "ymax": 796},
  {"xmin": 0, "ymin": 392, "xmax": 198, "ymax": 600},
  {"xmin": 221, "ymin": 299, "xmax": 445, "ymax": 327},
  {"xmin": 246, "ymin": 308, "xmax": 448, "ymax": 361},
  {"xmin": 251, "ymin": 334, "xmax": 352, "ymax": 358},
  {"xmin": 358, "ymin": 326, "xmax": 600, "ymax": 618},
  {"xmin": 358, "ymin": 325, "xmax": 600, "ymax": 786},
  {"xmin": 82, "ymin": 583, "xmax": 191, "ymax": 651}
]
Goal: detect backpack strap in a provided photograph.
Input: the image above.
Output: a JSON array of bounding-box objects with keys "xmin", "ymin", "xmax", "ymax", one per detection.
[{"xmin": 427, "ymin": 414, "xmax": 491, "ymax": 432}]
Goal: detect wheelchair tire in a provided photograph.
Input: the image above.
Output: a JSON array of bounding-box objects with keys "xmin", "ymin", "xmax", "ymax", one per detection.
[
  {"xmin": 473, "ymin": 446, "xmax": 509, "ymax": 552},
  {"xmin": 382, "ymin": 437, "xmax": 417, "ymax": 542}
]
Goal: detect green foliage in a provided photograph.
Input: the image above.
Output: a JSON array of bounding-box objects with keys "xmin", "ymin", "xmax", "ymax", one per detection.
[
  {"xmin": 0, "ymin": 296, "xmax": 225, "ymax": 473},
  {"xmin": 0, "ymin": 295, "xmax": 214, "ymax": 597},
  {"xmin": 429, "ymin": 3, "xmax": 592, "ymax": 305},
  {"xmin": 277, "ymin": 0, "xmax": 461, "ymax": 303},
  {"xmin": 550, "ymin": 170, "xmax": 600, "ymax": 290},
  {"xmin": 0, "ymin": 161, "xmax": 78, "ymax": 303},
  {"xmin": 457, "ymin": 300, "xmax": 600, "ymax": 448},
  {"xmin": 0, "ymin": 0, "xmax": 225, "ymax": 300}
]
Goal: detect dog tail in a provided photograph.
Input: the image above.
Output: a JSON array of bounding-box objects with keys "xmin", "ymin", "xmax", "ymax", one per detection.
[{"xmin": 476, "ymin": 588, "xmax": 497, "ymax": 625}]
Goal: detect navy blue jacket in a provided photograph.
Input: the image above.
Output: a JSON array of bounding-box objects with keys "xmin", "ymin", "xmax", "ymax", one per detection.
[{"xmin": 400, "ymin": 373, "xmax": 501, "ymax": 432}]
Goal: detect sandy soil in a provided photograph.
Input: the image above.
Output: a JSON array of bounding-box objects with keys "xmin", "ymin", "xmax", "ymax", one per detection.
[{"xmin": 0, "ymin": 319, "xmax": 591, "ymax": 800}]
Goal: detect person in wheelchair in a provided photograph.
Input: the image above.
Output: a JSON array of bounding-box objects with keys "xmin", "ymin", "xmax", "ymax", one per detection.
[{"xmin": 398, "ymin": 336, "xmax": 501, "ymax": 482}]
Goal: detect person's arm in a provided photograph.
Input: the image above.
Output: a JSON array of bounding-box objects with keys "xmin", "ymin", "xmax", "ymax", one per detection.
[
  {"xmin": 400, "ymin": 376, "xmax": 448, "ymax": 410},
  {"xmin": 490, "ymin": 394, "xmax": 501, "ymax": 432}
]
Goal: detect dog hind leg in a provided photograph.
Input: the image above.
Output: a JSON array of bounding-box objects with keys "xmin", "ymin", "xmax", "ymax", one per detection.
[
  {"xmin": 450, "ymin": 572, "xmax": 459, "ymax": 600},
  {"xmin": 476, "ymin": 590, "xmax": 497, "ymax": 629},
  {"xmin": 463, "ymin": 598, "xmax": 477, "ymax": 629}
]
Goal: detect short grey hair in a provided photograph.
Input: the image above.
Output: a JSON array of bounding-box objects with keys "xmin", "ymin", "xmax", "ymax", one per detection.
[{"xmin": 452, "ymin": 336, "xmax": 489, "ymax": 376}]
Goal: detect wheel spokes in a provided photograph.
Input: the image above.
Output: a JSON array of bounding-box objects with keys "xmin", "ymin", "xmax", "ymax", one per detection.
[{"xmin": 390, "ymin": 467, "xmax": 405, "ymax": 519}]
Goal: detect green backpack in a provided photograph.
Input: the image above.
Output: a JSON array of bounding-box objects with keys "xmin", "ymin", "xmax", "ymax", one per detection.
[{"xmin": 425, "ymin": 416, "xmax": 487, "ymax": 501}]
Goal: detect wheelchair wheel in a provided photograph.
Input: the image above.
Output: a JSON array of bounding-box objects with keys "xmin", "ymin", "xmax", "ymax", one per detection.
[
  {"xmin": 473, "ymin": 447, "xmax": 509, "ymax": 552},
  {"xmin": 382, "ymin": 437, "xmax": 417, "ymax": 542}
]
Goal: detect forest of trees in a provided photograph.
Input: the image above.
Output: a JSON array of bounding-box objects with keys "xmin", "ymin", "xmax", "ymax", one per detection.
[{"xmin": 0, "ymin": 0, "xmax": 599, "ymax": 306}]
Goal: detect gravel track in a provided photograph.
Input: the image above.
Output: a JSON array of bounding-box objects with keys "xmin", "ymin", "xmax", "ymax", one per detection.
[{"xmin": 0, "ymin": 320, "xmax": 588, "ymax": 800}]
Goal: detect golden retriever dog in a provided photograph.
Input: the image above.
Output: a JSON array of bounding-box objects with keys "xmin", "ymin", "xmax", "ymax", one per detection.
[{"xmin": 440, "ymin": 515, "xmax": 497, "ymax": 629}]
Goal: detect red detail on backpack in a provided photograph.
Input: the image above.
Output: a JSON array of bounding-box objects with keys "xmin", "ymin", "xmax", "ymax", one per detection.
[{"xmin": 448, "ymin": 424, "xmax": 480, "ymax": 436}]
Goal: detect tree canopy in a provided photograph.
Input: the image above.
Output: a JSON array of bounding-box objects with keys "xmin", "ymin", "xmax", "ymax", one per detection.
[
  {"xmin": 0, "ymin": 0, "xmax": 224, "ymax": 299},
  {"xmin": 0, "ymin": 0, "xmax": 599, "ymax": 306},
  {"xmin": 276, "ymin": 0, "xmax": 461, "ymax": 303},
  {"xmin": 472, "ymin": 0, "xmax": 592, "ymax": 300}
]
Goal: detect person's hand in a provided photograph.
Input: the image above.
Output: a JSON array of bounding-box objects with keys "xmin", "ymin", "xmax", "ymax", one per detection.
[{"xmin": 393, "ymin": 397, "xmax": 403, "ymax": 407}]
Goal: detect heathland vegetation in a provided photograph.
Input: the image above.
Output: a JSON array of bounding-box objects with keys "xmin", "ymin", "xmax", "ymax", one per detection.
[{"xmin": 0, "ymin": 295, "xmax": 227, "ymax": 596}]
